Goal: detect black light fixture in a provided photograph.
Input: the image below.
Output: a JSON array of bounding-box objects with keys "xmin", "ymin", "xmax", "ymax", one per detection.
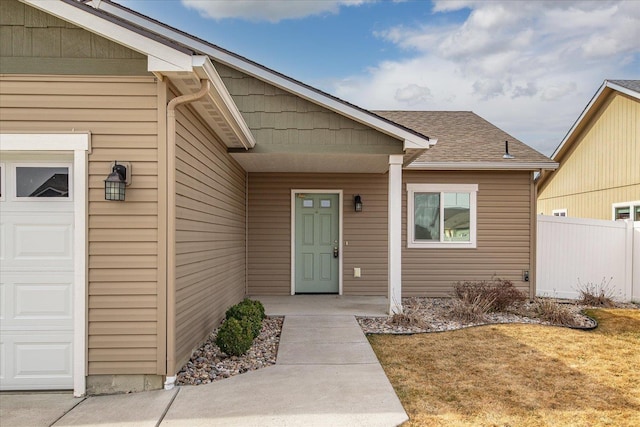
[
  {"xmin": 354, "ymin": 195, "xmax": 363, "ymax": 212},
  {"xmin": 104, "ymin": 161, "xmax": 129, "ymax": 201}
]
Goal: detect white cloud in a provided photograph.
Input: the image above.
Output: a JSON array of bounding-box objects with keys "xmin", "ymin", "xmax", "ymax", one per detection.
[
  {"xmin": 332, "ymin": 0, "xmax": 640, "ymax": 155},
  {"xmin": 395, "ymin": 84, "xmax": 432, "ymax": 105},
  {"xmin": 181, "ymin": 0, "xmax": 370, "ymax": 23}
]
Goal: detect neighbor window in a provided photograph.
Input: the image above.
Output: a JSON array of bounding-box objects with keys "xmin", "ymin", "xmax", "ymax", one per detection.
[
  {"xmin": 552, "ymin": 209, "xmax": 567, "ymax": 217},
  {"xmin": 407, "ymin": 184, "xmax": 478, "ymax": 248},
  {"xmin": 613, "ymin": 201, "xmax": 640, "ymax": 221}
]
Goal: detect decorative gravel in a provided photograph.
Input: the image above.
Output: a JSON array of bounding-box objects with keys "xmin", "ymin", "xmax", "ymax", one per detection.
[
  {"xmin": 176, "ymin": 316, "xmax": 283, "ymax": 386},
  {"xmin": 356, "ymin": 297, "xmax": 623, "ymax": 334},
  {"xmin": 177, "ymin": 298, "xmax": 638, "ymax": 386}
]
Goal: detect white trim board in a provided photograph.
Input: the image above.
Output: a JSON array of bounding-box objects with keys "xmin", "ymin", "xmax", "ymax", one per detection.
[
  {"xmin": 0, "ymin": 132, "xmax": 89, "ymax": 397},
  {"xmin": 290, "ymin": 189, "xmax": 343, "ymax": 296}
]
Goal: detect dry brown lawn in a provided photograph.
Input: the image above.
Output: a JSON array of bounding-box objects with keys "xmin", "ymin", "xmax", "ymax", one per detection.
[{"xmin": 369, "ymin": 309, "xmax": 640, "ymax": 427}]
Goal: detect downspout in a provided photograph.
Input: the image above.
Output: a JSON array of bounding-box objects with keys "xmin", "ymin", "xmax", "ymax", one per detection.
[{"xmin": 164, "ymin": 79, "xmax": 210, "ymax": 390}]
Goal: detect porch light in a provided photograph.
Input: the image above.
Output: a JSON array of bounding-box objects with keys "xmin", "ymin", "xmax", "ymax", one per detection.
[
  {"xmin": 354, "ymin": 195, "xmax": 363, "ymax": 212},
  {"xmin": 104, "ymin": 162, "xmax": 129, "ymax": 201}
]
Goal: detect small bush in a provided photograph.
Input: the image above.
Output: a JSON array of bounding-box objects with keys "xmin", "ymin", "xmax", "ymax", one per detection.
[
  {"xmin": 215, "ymin": 317, "xmax": 254, "ymax": 356},
  {"xmin": 390, "ymin": 306, "xmax": 428, "ymax": 329},
  {"xmin": 531, "ymin": 298, "xmax": 576, "ymax": 326},
  {"xmin": 453, "ymin": 279, "xmax": 526, "ymax": 312},
  {"xmin": 225, "ymin": 299, "xmax": 264, "ymax": 338},
  {"xmin": 577, "ymin": 277, "xmax": 616, "ymax": 307},
  {"xmin": 448, "ymin": 295, "xmax": 494, "ymax": 323}
]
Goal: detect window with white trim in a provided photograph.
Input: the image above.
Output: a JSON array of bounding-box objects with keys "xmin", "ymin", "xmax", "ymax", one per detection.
[
  {"xmin": 552, "ymin": 209, "xmax": 567, "ymax": 217},
  {"xmin": 407, "ymin": 184, "xmax": 478, "ymax": 248},
  {"xmin": 612, "ymin": 201, "xmax": 640, "ymax": 221}
]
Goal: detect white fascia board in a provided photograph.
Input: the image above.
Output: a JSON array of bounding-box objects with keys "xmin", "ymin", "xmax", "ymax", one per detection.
[
  {"xmin": 84, "ymin": 0, "xmax": 431, "ymax": 148},
  {"xmin": 607, "ymin": 81, "xmax": 640, "ymax": 100},
  {"xmin": 406, "ymin": 161, "xmax": 559, "ymax": 171},
  {"xmin": 22, "ymin": 0, "xmax": 193, "ymax": 72},
  {"xmin": 404, "ymin": 137, "xmax": 437, "ymax": 150},
  {"xmin": 192, "ymin": 56, "xmax": 256, "ymax": 149}
]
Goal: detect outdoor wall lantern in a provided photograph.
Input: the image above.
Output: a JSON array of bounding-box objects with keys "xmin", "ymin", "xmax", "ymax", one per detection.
[
  {"xmin": 104, "ymin": 161, "xmax": 131, "ymax": 201},
  {"xmin": 354, "ymin": 195, "xmax": 363, "ymax": 212}
]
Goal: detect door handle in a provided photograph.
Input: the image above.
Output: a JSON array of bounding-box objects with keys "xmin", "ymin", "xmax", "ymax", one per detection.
[{"xmin": 333, "ymin": 247, "xmax": 339, "ymax": 258}]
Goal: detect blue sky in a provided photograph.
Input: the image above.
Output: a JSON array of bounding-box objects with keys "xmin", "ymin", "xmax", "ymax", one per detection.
[{"xmin": 120, "ymin": 0, "xmax": 640, "ymax": 156}]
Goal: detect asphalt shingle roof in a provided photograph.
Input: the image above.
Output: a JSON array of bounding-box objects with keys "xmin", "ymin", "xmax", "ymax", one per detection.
[
  {"xmin": 374, "ymin": 111, "xmax": 553, "ymax": 165},
  {"xmin": 608, "ymin": 80, "xmax": 640, "ymax": 93}
]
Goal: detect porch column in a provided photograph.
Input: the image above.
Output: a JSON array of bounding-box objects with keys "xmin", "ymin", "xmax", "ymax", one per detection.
[{"xmin": 388, "ymin": 154, "xmax": 403, "ymax": 314}]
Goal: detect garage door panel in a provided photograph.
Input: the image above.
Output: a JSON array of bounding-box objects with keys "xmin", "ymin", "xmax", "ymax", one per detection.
[
  {"xmin": 13, "ymin": 224, "xmax": 72, "ymax": 260},
  {"xmin": 0, "ymin": 332, "xmax": 73, "ymax": 390},
  {"xmin": 0, "ymin": 273, "xmax": 73, "ymax": 329},
  {"xmin": 0, "ymin": 223, "xmax": 5, "ymax": 261},
  {"xmin": 15, "ymin": 283, "xmax": 72, "ymax": 320}
]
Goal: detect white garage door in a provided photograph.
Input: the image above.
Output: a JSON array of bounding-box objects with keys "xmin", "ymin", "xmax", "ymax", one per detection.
[{"xmin": 0, "ymin": 158, "xmax": 74, "ymax": 390}]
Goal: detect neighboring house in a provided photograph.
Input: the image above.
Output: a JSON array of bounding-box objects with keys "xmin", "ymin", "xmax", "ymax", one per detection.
[
  {"xmin": 537, "ymin": 79, "xmax": 640, "ymax": 220},
  {"xmin": 0, "ymin": 0, "xmax": 556, "ymax": 396}
]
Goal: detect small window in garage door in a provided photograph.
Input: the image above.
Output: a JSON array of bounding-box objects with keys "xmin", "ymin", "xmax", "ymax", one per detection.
[{"xmin": 14, "ymin": 165, "xmax": 71, "ymax": 199}]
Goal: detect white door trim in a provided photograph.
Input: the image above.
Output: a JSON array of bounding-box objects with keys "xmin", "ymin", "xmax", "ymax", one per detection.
[
  {"xmin": 290, "ymin": 189, "xmax": 343, "ymax": 296},
  {"xmin": 0, "ymin": 132, "xmax": 90, "ymax": 397}
]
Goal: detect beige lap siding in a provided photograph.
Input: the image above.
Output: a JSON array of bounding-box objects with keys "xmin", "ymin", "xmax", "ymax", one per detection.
[
  {"xmin": 0, "ymin": 74, "xmax": 162, "ymax": 375},
  {"xmin": 248, "ymin": 173, "xmax": 388, "ymax": 296},
  {"xmin": 402, "ymin": 170, "xmax": 534, "ymax": 296},
  {"xmin": 173, "ymin": 102, "xmax": 247, "ymax": 372}
]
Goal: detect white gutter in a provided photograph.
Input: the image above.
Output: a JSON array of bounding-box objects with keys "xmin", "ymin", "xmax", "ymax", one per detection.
[
  {"xmin": 164, "ymin": 79, "xmax": 211, "ymax": 390},
  {"xmin": 406, "ymin": 161, "xmax": 559, "ymax": 171}
]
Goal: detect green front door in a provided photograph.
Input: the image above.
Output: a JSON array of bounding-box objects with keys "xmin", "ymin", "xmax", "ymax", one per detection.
[{"xmin": 295, "ymin": 193, "xmax": 340, "ymax": 294}]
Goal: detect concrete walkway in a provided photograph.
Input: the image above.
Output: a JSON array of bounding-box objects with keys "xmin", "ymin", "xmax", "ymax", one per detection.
[{"xmin": 1, "ymin": 296, "xmax": 407, "ymax": 427}]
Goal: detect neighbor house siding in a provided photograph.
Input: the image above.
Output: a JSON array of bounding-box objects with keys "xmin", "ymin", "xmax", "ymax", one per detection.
[
  {"xmin": 537, "ymin": 91, "xmax": 640, "ymax": 220},
  {"xmin": 248, "ymin": 173, "xmax": 388, "ymax": 296},
  {"xmin": 173, "ymin": 100, "xmax": 247, "ymax": 371},
  {"xmin": 0, "ymin": 74, "xmax": 162, "ymax": 375},
  {"xmin": 403, "ymin": 170, "xmax": 533, "ymax": 296}
]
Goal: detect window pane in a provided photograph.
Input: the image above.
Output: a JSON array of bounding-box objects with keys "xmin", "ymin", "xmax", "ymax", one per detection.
[
  {"xmin": 443, "ymin": 192, "xmax": 470, "ymax": 241},
  {"xmin": 615, "ymin": 206, "xmax": 630, "ymax": 220},
  {"xmin": 635, "ymin": 206, "xmax": 640, "ymax": 221},
  {"xmin": 16, "ymin": 167, "xmax": 69, "ymax": 198},
  {"xmin": 414, "ymin": 193, "xmax": 440, "ymax": 241}
]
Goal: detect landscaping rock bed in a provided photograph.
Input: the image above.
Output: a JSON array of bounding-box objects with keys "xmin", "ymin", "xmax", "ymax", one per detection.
[
  {"xmin": 176, "ymin": 316, "xmax": 283, "ymax": 386},
  {"xmin": 357, "ymin": 298, "xmax": 602, "ymax": 334}
]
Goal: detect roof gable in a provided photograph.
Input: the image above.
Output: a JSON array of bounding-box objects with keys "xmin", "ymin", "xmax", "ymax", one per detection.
[
  {"xmin": 74, "ymin": 0, "xmax": 433, "ymax": 151},
  {"xmin": 537, "ymin": 79, "xmax": 640, "ymax": 189},
  {"xmin": 550, "ymin": 79, "xmax": 640, "ymax": 162}
]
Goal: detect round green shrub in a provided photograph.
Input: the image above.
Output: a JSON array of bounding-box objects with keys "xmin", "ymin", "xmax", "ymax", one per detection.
[
  {"xmin": 225, "ymin": 299, "xmax": 264, "ymax": 338},
  {"xmin": 215, "ymin": 317, "xmax": 254, "ymax": 357}
]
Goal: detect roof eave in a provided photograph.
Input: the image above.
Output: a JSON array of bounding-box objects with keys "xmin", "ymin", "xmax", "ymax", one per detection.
[
  {"xmin": 406, "ymin": 161, "xmax": 559, "ymax": 171},
  {"xmin": 191, "ymin": 56, "xmax": 256, "ymax": 149}
]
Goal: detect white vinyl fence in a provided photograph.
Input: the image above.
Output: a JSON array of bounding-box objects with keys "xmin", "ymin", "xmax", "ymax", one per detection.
[{"xmin": 536, "ymin": 215, "xmax": 640, "ymax": 302}]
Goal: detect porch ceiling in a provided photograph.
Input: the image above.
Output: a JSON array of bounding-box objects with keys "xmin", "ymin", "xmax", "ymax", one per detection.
[{"xmin": 229, "ymin": 152, "xmax": 391, "ymax": 173}]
